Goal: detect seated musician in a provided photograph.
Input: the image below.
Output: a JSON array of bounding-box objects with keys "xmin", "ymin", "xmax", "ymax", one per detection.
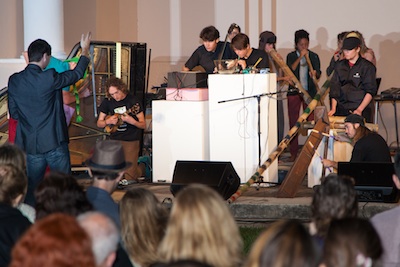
[
  {"xmin": 327, "ymin": 36, "xmax": 377, "ymax": 122},
  {"xmin": 231, "ymin": 33, "xmax": 269, "ymax": 71},
  {"xmin": 96, "ymin": 77, "xmax": 146, "ymax": 183},
  {"xmin": 322, "ymin": 114, "xmax": 391, "ymax": 170},
  {"xmin": 182, "ymin": 25, "xmax": 236, "ymax": 74}
]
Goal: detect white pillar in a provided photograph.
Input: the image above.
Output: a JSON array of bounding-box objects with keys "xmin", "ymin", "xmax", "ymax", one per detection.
[{"xmin": 23, "ymin": 0, "xmax": 66, "ymax": 59}]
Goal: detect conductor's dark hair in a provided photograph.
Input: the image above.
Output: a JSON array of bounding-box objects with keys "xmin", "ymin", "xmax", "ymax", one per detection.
[
  {"xmin": 200, "ymin": 26, "xmax": 220, "ymax": 42},
  {"xmin": 28, "ymin": 39, "xmax": 51, "ymax": 62},
  {"xmin": 294, "ymin": 29, "xmax": 310, "ymax": 45}
]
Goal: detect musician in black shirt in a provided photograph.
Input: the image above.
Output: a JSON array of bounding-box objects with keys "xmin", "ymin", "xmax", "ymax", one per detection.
[
  {"xmin": 231, "ymin": 33, "xmax": 269, "ymax": 71},
  {"xmin": 328, "ymin": 36, "xmax": 377, "ymax": 122},
  {"xmin": 183, "ymin": 25, "xmax": 235, "ymax": 74}
]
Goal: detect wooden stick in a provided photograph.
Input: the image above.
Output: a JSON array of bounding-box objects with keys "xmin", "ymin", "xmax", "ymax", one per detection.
[
  {"xmin": 308, "ymin": 141, "xmax": 332, "ymax": 173},
  {"xmin": 268, "ymin": 49, "xmax": 313, "ymax": 105},
  {"xmin": 227, "ymin": 76, "xmax": 332, "ymax": 204}
]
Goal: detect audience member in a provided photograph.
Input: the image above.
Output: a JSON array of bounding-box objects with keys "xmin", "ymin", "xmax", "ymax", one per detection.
[
  {"xmin": 326, "ymin": 31, "xmax": 348, "ymax": 76},
  {"xmin": 371, "ymin": 152, "xmax": 400, "ymax": 267},
  {"xmin": 0, "ymin": 164, "xmax": 31, "ymax": 267},
  {"xmin": 7, "ymin": 32, "xmax": 91, "ymax": 206},
  {"xmin": 322, "ymin": 114, "xmax": 391, "ymax": 170},
  {"xmin": 286, "ymin": 29, "xmax": 321, "ymax": 161},
  {"xmin": 157, "ymin": 184, "xmax": 243, "ymax": 267},
  {"xmin": 34, "ymin": 171, "xmax": 92, "ymax": 220},
  {"xmin": 328, "ymin": 35, "xmax": 377, "ymax": 122},
  {"xmin": 182, "ymin": 25, "xmax": 236, "ymax": 74},
  {"xmin": 259, "ymin": 30, "xmax": 291, "ymax": 143},
  {"xmin": 227, "ymin": 23, "xmax": 241, "ymax": 42},
  {"xmin": 310, "ymin": 173, "xmax": 358, "ymax": 244},
  {"xmin": 120, "ymin": 188, "xmax": 168, "ymax": 267},
  {"xmin": 77, "ymin": 211, "xmax": 123, "ymax": 267},
  {"xmin": 0, "ymin": 143, "xmax": 35, "ymax": 222},
  {"xmin": 245, "ymin": 219, "xmax": 320, "ymax": 267},
  {"xmin": 85, "ymin": 140, "xmax": 132, "ymax": 229},
  {"xmin": 9, "ymin": 213, "xmax": 95, "ymax": 267},
  {"xmin": 322, "ymin": 218, "xmax": 383, "ymax": 267},
  {"xmin": 96, "ymin": 77, "xmax": 146, "ymax": 183},
  {"xmin": 231, "ymin": 33, "xmax": 269, "ymax": 71}
]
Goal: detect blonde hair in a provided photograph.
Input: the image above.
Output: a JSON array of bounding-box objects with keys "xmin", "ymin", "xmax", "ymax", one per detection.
[
  {"xmin": 120, "ymin": 188, "xmax": 168, "ymax": 267},
  {"xmin": 158, "ymin": 184, "xmax": 243, "ymax": 267},
  {"xmin": 245, "ymin": 220, "xmax": 319, "ymax": 267}
]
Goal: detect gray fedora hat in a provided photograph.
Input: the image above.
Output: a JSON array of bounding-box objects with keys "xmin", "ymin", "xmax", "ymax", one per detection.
[{"xmin": 85, "ymin": 140, "xmax": 132, "ymax": 172}]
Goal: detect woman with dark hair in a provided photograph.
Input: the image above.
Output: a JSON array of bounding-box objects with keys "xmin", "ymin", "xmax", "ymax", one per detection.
[
  {"xmin": 245, "ymin": 219, "xmax": 320, "ymax": 267},
  {"xmin": 34, "ymin": 172, "xmax": 92, "ymax": 220},
  {"xmin": 322, "ymin": 218, "xmax": 383, "ymax": 267},
  {"xmin": 286, "ymin": 29, "xmax": 321, "ymax": 161},
  {"xmin": 310, "ymin": 173, "xmax": 358, "ymax": 242},
  {"xmin": 9, "ymin": 213, "xmax": 96, "ymax": 267},
  {"xmin": 0, "ymin": 164, "xmax": 31, "ymax": 267}
]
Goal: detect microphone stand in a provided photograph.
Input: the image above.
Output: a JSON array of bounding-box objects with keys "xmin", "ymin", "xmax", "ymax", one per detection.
[{"xmin": 219, "ymin": 91, "xmax": 283, "ymax": 189}]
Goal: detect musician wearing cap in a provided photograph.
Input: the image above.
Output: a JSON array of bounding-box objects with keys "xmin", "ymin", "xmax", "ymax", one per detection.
[
  {"xmin": 231, "ymin": 33, "xmax": 269, "ymax": 71},
  {"xmin": 327, "ymin": 35, "xmax": 377, "ymax": 123},
  {"xmin": 85, "ymin": 140, "xmax": 132, "ymax": 228},
  {"xmin": 97, "ymin": 77, "xmax": 146, "ymax": 182},
  {"xmin": 322, "ymin": 114, "xmax": 391, "ymax": 170}
]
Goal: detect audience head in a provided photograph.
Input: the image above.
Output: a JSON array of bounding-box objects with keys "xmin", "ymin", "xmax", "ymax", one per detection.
[
  {"xmin": 259, "ymin": 31, "xmax": 277, "ymax": 51},
  {"xmin": 311, "ymin": 173, "xmax": 358, "ymax": 238},
  {"xmin": 86, "ymin": 140, "xmax": 131, "ymax": 186},
  {"xmin": 245, "ymin": 219, "xmax": 320, "ymax": 267},
  {"xmin": 0, "ymin": 164, "xmax": 27, "ymax": 207},
  {"xmin": 34, "ymin": 172, "xmax": 93, "ymax": 220},
  {"xmin": 120, "ymin": 187, "xmax": 168, "ymax": 267},
  {"xmin": 0, "ymin": 143, "xmax": 26, "ymax": 172},
  {"xmin": 9, "ymin": 213, "xmax": 95, "ymax": 267},
  {"xmin": 392, "ymin": 152, "xmax": 400, "ymax": 190},
  {"xmin": 322, "ymin": 218, "xmax": 383, "ymax": 267},
  {"xmin": 227, "ymin": 23, "xmax": 241, "ymax": 41},
  {"xmin": 27, "ymin": 39, "xmax": 51, "ymax": 63},
  {"xmin": 77, "ymin": 211, "xmax": 119, "ymax": 267},
  {"xmin": 158, "ymin": 184, "xmax": 243, "ymax": 267},
  {"xmin": 294, "ymin": 29, "xmax": 310, "ymax": 50}
]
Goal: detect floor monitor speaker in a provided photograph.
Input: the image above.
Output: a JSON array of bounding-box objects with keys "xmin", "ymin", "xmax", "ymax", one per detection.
[{"xmin": 170, "ymin": 161, "xmax": 241, "ymax": 200}]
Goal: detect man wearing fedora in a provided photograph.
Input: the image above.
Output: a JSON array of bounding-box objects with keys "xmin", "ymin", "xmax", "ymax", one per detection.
[
  {"xmin": 85, "ymin": 140, "xmax": 132, "ymax": 229},
  {"xmin": 322, "ymin": 113, "xmax": 391, "ymax": 170}
]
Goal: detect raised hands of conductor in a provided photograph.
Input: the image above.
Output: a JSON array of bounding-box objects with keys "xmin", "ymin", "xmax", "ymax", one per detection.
[{"xmin": 80, "ymin": 32, "xmax": 92, "ymax": 57}]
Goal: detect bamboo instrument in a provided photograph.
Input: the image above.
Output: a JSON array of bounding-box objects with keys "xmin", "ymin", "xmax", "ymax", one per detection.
[
  {"xmin": 268, "ymin": 49, "xmax": 313, "ymax": 105},
  {"xmin": 227, "ymin": 77, "xmax": 332, "ymax": 204}
]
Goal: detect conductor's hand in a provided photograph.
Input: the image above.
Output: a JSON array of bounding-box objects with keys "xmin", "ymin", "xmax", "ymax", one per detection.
[{"xmin": 80, "ymin": 32, "xmax": 92, "ymax": 56}]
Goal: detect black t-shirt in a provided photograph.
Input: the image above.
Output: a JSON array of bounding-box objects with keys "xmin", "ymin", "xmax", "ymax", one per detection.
[
  {"xmin": 184, "ymin": 42, "xmax": 236, "ymax": 74},
  {"xmin": 351, "ymin": 131, "xmax": 392, "ymax": 162},
  {"xmin": 244, "ymin": 48, "xmax": 269, "ymax": 69},
  {"xmin": 98, "ymin": 94, "xmax": 143, "ymax": 141}
]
